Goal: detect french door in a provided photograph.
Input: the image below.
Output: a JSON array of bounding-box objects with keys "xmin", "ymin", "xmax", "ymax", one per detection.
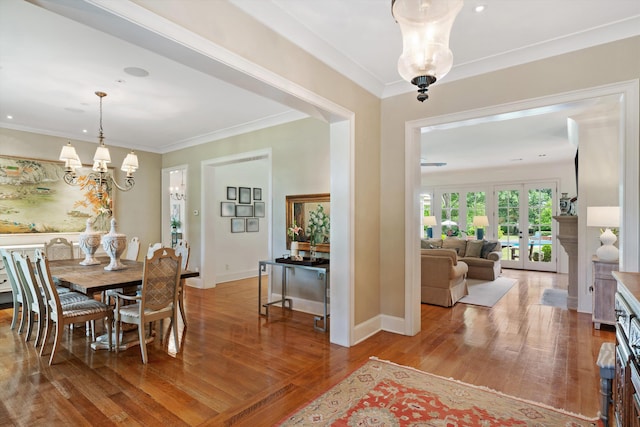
[{"xmin": 495, "ymin": 183, "xmax": 557, "ymax": 272}]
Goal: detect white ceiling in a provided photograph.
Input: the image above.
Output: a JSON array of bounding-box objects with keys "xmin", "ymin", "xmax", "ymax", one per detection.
[{"xmin": 1, "ymin": 0, "xmax": 639, "ymax": 170}]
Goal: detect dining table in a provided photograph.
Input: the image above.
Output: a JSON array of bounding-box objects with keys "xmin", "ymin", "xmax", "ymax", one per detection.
[{"xmin": 49, "ymin": 256, "xmax": 199, "ymax": 350}]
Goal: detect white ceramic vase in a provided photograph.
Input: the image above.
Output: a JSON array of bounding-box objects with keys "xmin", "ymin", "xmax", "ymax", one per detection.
[
  {"xmin": 102, "ymin": 218, "xmax": 127, "ymax": 271},
  {"xmin": 290, "ymin": 241, "xmax": 299, "ymax": 257},
  {"xmin": 78, "ymin": 219, "xmax": 101, "ymax": 266}
]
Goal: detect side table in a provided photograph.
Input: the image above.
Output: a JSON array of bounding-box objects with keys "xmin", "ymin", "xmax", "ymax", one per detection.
[{"xmin": 591, "ymin": 256, "xmax": 618, "ymax": 329}]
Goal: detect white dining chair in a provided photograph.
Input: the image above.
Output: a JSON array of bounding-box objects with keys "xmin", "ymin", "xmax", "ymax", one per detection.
[
  {"xmin": 12, "ymin": 251, "xmax": 47, "ymax": 347},
  {"xmin": 174, "ymin": 240, "xmax": 190, "ymax": 327},
  {"xmin": 44, "ymin": 237, "xmax": 74, "ymax": 260},
  {"xmin": 1, "ymin": 249, "xmax": 27, "ymax": 332},
  {"xmin": 124, "ymin": 237, "xmax": 140, "ymax": 261},
  {"xmin": 147, "ymin": 242, "xmax": 162, "ymax": 259}
]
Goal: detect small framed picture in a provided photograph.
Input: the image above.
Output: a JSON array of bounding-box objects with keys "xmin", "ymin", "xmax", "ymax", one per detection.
[
  {"xmin": 254, "ymin": 201, "xmax": 265, "ymax": 218},
  {"xmin": 231, "ymin": 218, "xmax": 245, "ymax": 233},
  {"xmin": 246, "ymin": 218, "xmax": 259, "ymax": 232},
  {"xmin": 220, "ymin": 202, "xmax": 235, "ymax": 217},
  {"xmin": 253, "ymin": 188, "xmax": 262, "ymax": 201},
  {"xmin": 239, "ymin": 187, "xmax": 252, "ymax": 204},
  {"xmin": 236, "ymin": 204, "xmax": 253, "ymax": 217},
  {"xmin": 227, "ymin": 187, "xmax": 237, "ymax": 200}
]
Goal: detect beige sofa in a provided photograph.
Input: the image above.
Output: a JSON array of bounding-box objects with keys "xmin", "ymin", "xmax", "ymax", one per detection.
[
  {"xmin": 421, "ymin": 237, "xmax": 502, "ymax": 281},
  {"xmin": 420, "ymin": 249, "xmax": 468, "ymax": 307}
]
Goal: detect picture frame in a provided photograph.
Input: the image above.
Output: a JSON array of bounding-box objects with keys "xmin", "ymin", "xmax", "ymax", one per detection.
[
  {"xmin": 239, "ymin": 186, "xmax": 252, "ymax": 204},
  {"xmin": 226, "ymin": 186, "xmax": 237, "ymax": 200},
  {"xmin": 231, "ymin": 218, "xmax": 245, "ymax": 233},
  {"xmin": 254, "ymin": 201, "xmax": 265, "ymax": 218},
  {"xmin": 286, "ymin": 193, "xmax": 330, "ymax": 253},
  {"xmin": 220, "ymin": 201, "xmax": 235, "ymax": 217},
  {"xmin": 246, "ymin": 218, "xmax": 259, "ymax": 232},
  {"xmin": 235, "ymin": 204, "xmax": 253, "ymax": 217},
  {"xmin": 253, "ymin": 187, "xmax": 262, "ymax": 201}
]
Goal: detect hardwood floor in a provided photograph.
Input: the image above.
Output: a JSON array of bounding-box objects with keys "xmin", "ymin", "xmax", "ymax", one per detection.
[{"xmin": 0, "ymin": 269, "xmax": 614, "ymax": 426}]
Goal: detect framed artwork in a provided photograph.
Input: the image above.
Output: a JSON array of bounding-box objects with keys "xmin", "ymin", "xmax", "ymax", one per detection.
[
  {"xmin": 254, "ymin": 201, "xmax": 265, "ymax": 217},
  {"xmin": 0, "ymin": 155, "xmax": 113, "ymax": 234},
  {"xmin": 220, "ymin": 202, "xmax": 235, "ymax": 217},
  {"xmin": 253, "ymin": 188, "xmax": 262, "ymax": 201},
  {"xmin": 231, "ymin": 218, "xmax": 245, "ymax": 233},
  {"xmin": 226, "ymin": 186, "xmax": 237, "ymax": 200},
  {"xmin": 239, "ymin": 186, "xmax": 252, "ymax": 204},
  {"xmin": 246, "ymin": 218, "xmax": 259, "ymax": 232},
  {"xmin": 235, "ymin": 204, "xmax": 253, "ymax": 217},
  {"xmin": 286, "ymin": 193, "xmax": 330, "ymax": 253}
]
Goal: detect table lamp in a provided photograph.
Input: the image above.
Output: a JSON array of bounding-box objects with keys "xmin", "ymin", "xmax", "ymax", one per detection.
[
  {"xmin": 586, "ymin": 206, "xmax": 620, "ymax": 262},
  {"xmin": 472, "ymin": 216, "xmax": 489, "ymax": 240},
  {"xmin": 423, "ymin": 216, "xmax": 437, "ymax": 238}
]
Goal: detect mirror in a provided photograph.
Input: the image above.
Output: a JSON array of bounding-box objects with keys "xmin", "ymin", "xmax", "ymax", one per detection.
[{"xmin": 286, "ymin": 193, "xmax": 330, "ymax": 253}]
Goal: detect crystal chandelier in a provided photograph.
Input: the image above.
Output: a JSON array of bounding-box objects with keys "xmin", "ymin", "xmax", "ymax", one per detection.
[
  {"xmin": 170, "ymin": 169, "xmax": 186, "ymax": 201},
  {"xmin": 392, "ymin": 0, "xmax": 463, "ymax": 102},
  {"xmin": 59, "ymin": 91, "xmax": 139, "ymax": 198}
]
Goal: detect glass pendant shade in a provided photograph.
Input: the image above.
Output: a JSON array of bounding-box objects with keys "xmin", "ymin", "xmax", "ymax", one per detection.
[{"xmin": 393, "ymin": 0, "xmax": 463, "ymax": 83}]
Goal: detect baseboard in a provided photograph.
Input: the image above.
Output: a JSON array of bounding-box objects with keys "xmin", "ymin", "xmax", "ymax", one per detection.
[
  {"xmin": 352, "ymin": 314, "xmax": 406, "ymax": 345},
  {"xmin": 216, "ymin": 270, "xmax": 257, "ymax": 284}
]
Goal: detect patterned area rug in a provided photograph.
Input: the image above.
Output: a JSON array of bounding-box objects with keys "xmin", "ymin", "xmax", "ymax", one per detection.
[{"xmin": 279, "ymin": 358, "xmax": 600, "ymax": 426}]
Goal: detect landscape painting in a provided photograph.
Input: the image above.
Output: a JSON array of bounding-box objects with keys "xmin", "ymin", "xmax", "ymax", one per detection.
[{"xmin": 0, "ymin": 155, "xmax": 113, "ymax": 234}]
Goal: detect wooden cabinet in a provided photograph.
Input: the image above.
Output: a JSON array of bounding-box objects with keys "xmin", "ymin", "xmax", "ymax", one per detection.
[{"xmin": 593, "ymin": 256, "xmax": 618, "ymax": 329}]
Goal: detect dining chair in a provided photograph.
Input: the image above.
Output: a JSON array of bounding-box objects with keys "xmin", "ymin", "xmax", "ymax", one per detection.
[
  {"xmin": 0, "ymin": 249, "xmax": 26, "ymax": 332},
  {"xmin": 44, "ymin": 237, "xmax": 74, "ymax": 260},
  {"xmin": 34, "ymin": 252, "xmax": 113, "ymax": 365},
  {"xmin": 12, "ymin": 251, "xmax": 47, "ymax": 347},
  {"xmin": 147, "ymin": 242, "xmax": 162, "ymax": 259},
  {"xmin": 124, "ymin": 237, "xmax": 140, "ymax": 261},
  {"xmin": 174, "ymin": 240, "xmax": 190, "ymax": 327},
  {"xmin": 114, "ymin": 247, "xmax": 182, "ymax": 364}
]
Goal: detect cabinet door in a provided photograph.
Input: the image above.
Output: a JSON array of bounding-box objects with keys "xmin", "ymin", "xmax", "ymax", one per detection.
[{"xmin": 615, "ymin": 347, "xmax": 629, "ymax": 427}]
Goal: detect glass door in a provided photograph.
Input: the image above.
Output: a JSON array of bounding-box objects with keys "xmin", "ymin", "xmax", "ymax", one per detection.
[{"xmin": 496, "ymin": 186, "xmax": 523, "ymax": 269}]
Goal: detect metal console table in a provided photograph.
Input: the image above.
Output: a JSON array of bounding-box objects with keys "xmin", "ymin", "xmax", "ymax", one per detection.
[{"xmin": 258, "ymin": 259, "xmax": 329, "ymax": 332}]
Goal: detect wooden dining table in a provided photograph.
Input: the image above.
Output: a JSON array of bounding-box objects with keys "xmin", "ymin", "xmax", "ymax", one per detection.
[{"xmin": 48, "ymin": 256, "xmax": 199, "ymax": 350}]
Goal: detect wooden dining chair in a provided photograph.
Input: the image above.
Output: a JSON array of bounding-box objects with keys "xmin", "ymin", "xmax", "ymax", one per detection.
[
  {"xmin": 12, "ymin": 251, "xmax": 48, "ymax": 347},
  {"xmin": 44, "ymin": 237, "xmax": 74, "ymax": 260},
  {"xmin": 0, "ymin": 249, "xmax": 27, "ymax": 332},
  {"xmin": 124, "ymin": 237, "xmax": 140, "ymax": 261},
  {"xmin": 174, "ymin": 240, "xmax": 190, "ymax": 327},
  {"xmin": 114, "ymin": 247, "xmax": 182, "ymax": 364},
  {"xmin": 34, "ymin": 252, "xmax": 113, "ymax": 365}
]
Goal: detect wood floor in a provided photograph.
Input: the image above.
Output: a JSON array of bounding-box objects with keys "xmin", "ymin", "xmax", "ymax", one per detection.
[{"xmin": 0, "ymin": 269, "xmax": 614, "ymax": 426}]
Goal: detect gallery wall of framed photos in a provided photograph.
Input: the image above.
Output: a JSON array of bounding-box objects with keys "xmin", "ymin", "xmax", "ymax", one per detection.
[{"xmin": 221, "ymin": 186, "xmax": 265, "ymax": 233}]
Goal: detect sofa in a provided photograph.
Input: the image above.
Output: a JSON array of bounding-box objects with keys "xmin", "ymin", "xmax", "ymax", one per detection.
[
  {"xmin": 420, "ymin": 249, "xmax": 468, "ymax": 307},
  {"xmin": 421, "ymin": 237, "xmax": 502, "ymax": 281}
]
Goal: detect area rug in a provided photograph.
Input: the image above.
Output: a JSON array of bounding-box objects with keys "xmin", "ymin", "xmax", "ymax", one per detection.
[
  {"xmin": 279, "ymin": 358, "xmax": 599, "ymax": 426},
  {"xmin": 539, "ymin": 288, "xmax": 568, "ymax": 309},
  {"xmin": 458, "ymin": 277, "xmax": 518, "ymax": 307}
]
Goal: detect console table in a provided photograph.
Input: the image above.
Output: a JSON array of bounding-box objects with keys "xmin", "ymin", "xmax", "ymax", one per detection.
[{"xmin": 258, "ymin": 259, "xmax": 329, "ymax": 332}]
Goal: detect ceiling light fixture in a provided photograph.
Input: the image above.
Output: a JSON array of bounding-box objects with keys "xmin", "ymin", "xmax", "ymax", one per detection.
[
  {"xmin": 170, "ymin": 170, "xmax": 186, "ymax": 201},
  {"xmin": 59, "ymin": 91, "xmax": 139, "ymax": 199},
  {"xmin": 392, "ymin": 0, "xmax": 463, "ymax": 102}
]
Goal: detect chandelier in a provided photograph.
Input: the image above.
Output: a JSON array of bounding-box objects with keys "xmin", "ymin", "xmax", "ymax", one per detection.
[
  {"xmin": 170, "ymin": 169, "xmax": 186, "ymax": 201},
  {"xmin": 59, "ymin": 91, "xmax": 139, "ymax": 199},
  {"xmin": 392, "ymin": 0, "xmax": 463, "ymax": 102}
]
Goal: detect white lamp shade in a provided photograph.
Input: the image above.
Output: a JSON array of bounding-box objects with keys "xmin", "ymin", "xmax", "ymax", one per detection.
[
  {"xmin": 472, "ymin": 216, "xmax": 489, "ymax": 227},
  {"xmin": 423, "ymin": 216, "xmax": 437, "ymax": 227},
  {"xmin": 93, "ymin": 145, "xmax": 111, "ymax": 163},
  {"xmin": 59, "ymin": 142, "xmax": 78, "ymax": 161},
  {"xmin": 69, "ymin": 154, "xmax": 82, "ymax": 169},
  {"xmin": 393, "ymin": 0, "xmax": 463, "ymax": 83},
  {"xmin": 121, "ymin": 151, "xmax": 139, "ymax": 172},
  {"xmin": 586, "ymin": 206, "xmax": 620, "ymax": 228}
]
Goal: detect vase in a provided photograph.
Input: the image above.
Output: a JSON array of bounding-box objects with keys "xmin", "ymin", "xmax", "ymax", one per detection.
[
  {"xmin": 78, "ymin": 219, "xmax": 101, "ymax": 266},
  {"xmin": 102, "ymin": 218, "xmax": 127, "ymax": 271},
  {"xmin": 309, "ymin": 243, "xmax": 318, "ymax": 261},
  {"xmin": 559, "ymin": 193, "xmax": 570, "ymax": 216},
  {"xmin": 290, "ymin": 241, "xmax": 299, "ymax": 257}
]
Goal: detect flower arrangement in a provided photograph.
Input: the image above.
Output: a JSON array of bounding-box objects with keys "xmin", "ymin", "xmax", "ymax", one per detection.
[
  {"xmin": 306, "ymin": 204, "xmax": 330, "ymax": 246},
  {"xmin": 288, "ymin": 222, "xmax": 302, "ymax": 241}
]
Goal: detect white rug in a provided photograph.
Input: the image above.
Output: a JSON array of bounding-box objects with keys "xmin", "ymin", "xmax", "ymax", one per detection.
[
  {"xmin": 459, "ymin": 277, "xmax": 518, "ymax": 307},
  {"xmin": 539, "ymin": 288, "xmax": 568, "ymax": 309}
]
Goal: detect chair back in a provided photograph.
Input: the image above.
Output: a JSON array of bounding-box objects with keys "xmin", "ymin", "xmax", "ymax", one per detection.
[
  {"xmin": 33, "ymin": 250, "xmax": 63, "ymax": 319},
  {"xmin": 44, "ymin": 237, "xmax": 74, "ymax": 260},
  {"xmin": 147, "ymin": 242, "xmax": 162, "ymax": 259},
  {"xmin": 12, "ymin": 252, "xmax": 45, "ymax": 315},
  {"xmin": 1, "ymin": 248, "xmax": 24, "ymax": 303},
  {"xmin": 141, "ymin": 247, "xmax": 182, "ymax": 312},
  {"xmin": 175, "ymin": 240, "xmax": 190, "ymax": 270},
  {"xmin": 124, "ymin": 237, "xmax": 140, "ymax": 261}
]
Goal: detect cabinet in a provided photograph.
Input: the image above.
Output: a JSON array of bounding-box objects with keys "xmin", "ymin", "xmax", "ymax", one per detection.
[{"xmin": 593, "ymin": 257, "xmax": 619, "ymax": 329}]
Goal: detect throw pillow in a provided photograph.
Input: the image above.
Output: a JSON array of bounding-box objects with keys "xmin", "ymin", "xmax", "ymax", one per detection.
[
  {"xmin": 421, "ymin": 238, "xmax": 443, "ymax": 249},
  {"xmin": 443, "ymin": 238, "xmax": 467, "ymax": 257},
  {"xmin": 481, "ymin": 241, "xmax": 499, "ymax": 258},
  {"xmin": 465, "ymin": 240, "xmax": 484, "ymax": 258}
]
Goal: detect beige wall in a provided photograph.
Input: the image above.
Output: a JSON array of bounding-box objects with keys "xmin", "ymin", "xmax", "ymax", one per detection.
[
  {"xmin": 0, "ymin": 128, "xmax": 163, "ymax": 248},
  {"xmin": 381, "ymin": 36, "xmax": 640, "ymax": 317},
  {"xmin": 134, "ymin": 0, "xmax": 382, "ymax": 324}
]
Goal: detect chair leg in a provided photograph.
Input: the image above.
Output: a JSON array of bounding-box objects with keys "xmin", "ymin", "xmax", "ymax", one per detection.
[
  {"xmin": 34, "ymin": 312, "xmax": 44, "ymax": 348},
  {"xmin": 18, "ymin": 303, "xmax": 28, "ymax": 334},
  {"xmin": 179, "ymin": 284, "xmax": 187, "ymax": 327},
  {"xmin": 173, "ymin": 313, "xmax": 179, "ymax": 352},
  {"xmin": 106, "ymin": 315, "xmax": 112, "ymax": 352},
  {"xmin": 10, "ymin": 299, "xmax": 19, "ymax": 330},
  {"xmin": 49, "ymin": 322, "xmax": 63, "ymax": 366},
  {"xmin": 39, "ymin": 317, "xmax": 52, "ymax": 357},
  {"xmin": 138, "ymin": 322, "xmax": 148, "ymax": 364},
  {"xmin": 25, "ymin": 308, "xmax": 34, "ymax": 343},
  {"xmin": 115, "ymin": 317, "xmax": 121, "ymax": 354}
]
